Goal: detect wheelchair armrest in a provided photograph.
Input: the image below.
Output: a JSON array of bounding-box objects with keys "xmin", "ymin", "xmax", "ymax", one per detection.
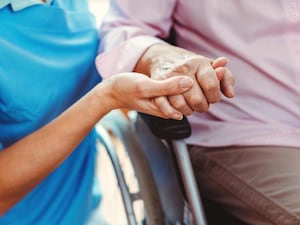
[{"xmin": 138, "ymin": 112, "xmax": 191, "ymax": 140}]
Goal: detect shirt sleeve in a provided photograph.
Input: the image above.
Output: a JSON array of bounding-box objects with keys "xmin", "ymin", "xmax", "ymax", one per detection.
[{"xmin": 96, "ymin": 0, "xmax": 176, "ymax": 78}]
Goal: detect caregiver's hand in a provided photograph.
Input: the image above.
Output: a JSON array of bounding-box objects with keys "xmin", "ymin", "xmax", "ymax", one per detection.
[{"xmin": 100, "ymin": 72, "xmax": 194, "ymax": 120}]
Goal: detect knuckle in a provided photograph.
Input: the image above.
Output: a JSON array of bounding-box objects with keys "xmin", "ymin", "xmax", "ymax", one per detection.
[
  {"xmin": 171, "ymin": 98, "xmax": 186, "ymax": 109},
  {"xmin": 189, "ymin": 95, "xmax": 209, "ymax": 112},
  {"xmin": 189, "ymin": 94, "xmax": 203, "ymax": 107},
  {"xmin": 205, "ymin": 81, "xmax": 218, "ymax": 93},
  {"xmin": 154, "ymin": 97, "xmax": 165, "ymax": 106},
  {"xmin": 203, "ymin": 82, "xmax": 221, "ymax": 103},
  {"xmin": 207, "ymin": 92, "xmax": 221, "ymax": 103},
  {"xmin": 192, "ymin": 98, "xmax": 209, "ymax": 112}
]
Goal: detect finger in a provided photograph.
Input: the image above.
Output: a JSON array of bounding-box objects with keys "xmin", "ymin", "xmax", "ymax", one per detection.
[
  {"xmin": 215, "ymin": 67, "xmax": 226, "ymax": 81},
  {"xmin": 196, "ymin": 66, "xmax": 221, "ymax": 104},
  {"xmin": 212, "ymin": 56, "xmax": 228, "ymax": 68},
  {"xmin": 174, "ymin": 56, "xmax": 219, "ymax": 109},
  {"xmin": 142, "ymin": 76, "xmax": 194, "ymax": 98},
  {"xmin": 168, "ymin": 94, "xmax": 194, "ymax": 115},
  {"xmin": 220, "ymin": 68, "xmax": 235, "ymax": 98},
  {"xmin": 153, "ymin": 96, "xmax": 184, "ymax": 120},
  {"xmin": 182, "ymin": 85, "xmax": 210, "ymax": 112}
]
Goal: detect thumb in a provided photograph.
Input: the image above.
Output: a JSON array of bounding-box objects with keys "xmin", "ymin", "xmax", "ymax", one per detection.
[{"xmin": 146, "ymin": 76, "xmax": 194, "ymax": 97}]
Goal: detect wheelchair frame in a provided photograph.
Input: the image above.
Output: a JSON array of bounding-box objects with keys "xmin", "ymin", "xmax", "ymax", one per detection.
[{"xmin": 96, "ymin": 110, "xmax": 207, "ymax": 225}]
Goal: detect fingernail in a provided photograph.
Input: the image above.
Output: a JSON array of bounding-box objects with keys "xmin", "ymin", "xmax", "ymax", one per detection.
[
  {"xmin": 172, "ymin": 113, "xmax": 183, "ymax": 120},
  {"xmin": 179, "ymin": 77, "xmax": 193, "ymax": 88}
]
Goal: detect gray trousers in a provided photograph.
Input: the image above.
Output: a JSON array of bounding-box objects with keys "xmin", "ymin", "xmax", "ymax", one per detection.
[{"xmin": 189, "ymin": 146, "xmax": 300, "ymax": 225}]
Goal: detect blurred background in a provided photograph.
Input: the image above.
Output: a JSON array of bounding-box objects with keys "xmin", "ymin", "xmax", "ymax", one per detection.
[
  {"xmin": 87, "ymin": 1, "xmax": 139, "ymax": 225},
  {"xmin": 89, "ymin": 0, "xmax": 109, "ymax": 26}
]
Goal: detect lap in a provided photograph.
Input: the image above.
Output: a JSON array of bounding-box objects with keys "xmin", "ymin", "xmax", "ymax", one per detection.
[{"xmin": 189, "ymin": 146, "xmax": 300, "ymax": 225}]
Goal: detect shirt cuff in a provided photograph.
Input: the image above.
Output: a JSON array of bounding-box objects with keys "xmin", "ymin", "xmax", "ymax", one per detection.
[{"xmin": 95, "ymin": 35, "xmax": 165, "ymax": 79}]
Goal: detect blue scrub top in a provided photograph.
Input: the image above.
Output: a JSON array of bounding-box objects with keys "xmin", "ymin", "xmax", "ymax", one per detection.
[{"xmin": 0, "ymin": 1, "xmax": 102, "ymax": 224}]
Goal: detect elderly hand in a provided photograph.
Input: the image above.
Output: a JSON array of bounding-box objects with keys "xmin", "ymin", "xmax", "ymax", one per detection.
[{"xmin": 135, "ymin": 44, "xmax": 235, "ymax": 115}]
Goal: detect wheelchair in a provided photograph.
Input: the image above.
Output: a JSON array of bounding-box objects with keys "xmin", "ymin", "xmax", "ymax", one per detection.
[{"xmin": 95, "ymin": 110, "xmax": 245, "ymax": 225}]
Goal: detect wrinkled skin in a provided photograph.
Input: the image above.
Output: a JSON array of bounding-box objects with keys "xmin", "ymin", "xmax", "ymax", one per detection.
[{"xmin": 135, "ymin": 44, "xmax": 235, "ymax": 115}]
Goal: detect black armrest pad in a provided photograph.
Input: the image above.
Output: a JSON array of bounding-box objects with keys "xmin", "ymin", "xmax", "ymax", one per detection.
[{"xmin": 138, "ymin": 113, "xmax": 191, "ymax": 140}]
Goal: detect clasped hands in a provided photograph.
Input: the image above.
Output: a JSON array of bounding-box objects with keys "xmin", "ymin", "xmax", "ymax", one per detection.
[{"xmin": 134, "ymin": 43, "xmax": 235, "ymax": 118}]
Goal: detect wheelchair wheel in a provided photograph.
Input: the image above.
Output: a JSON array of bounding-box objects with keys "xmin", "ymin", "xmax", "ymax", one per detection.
[
  {"xmin": 97, "ymin": 110, "xmax": 165, "ymax": 225},
  {"xmin": 124, "ymin": 131, "xmax": 165, "ymax": 225}
]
